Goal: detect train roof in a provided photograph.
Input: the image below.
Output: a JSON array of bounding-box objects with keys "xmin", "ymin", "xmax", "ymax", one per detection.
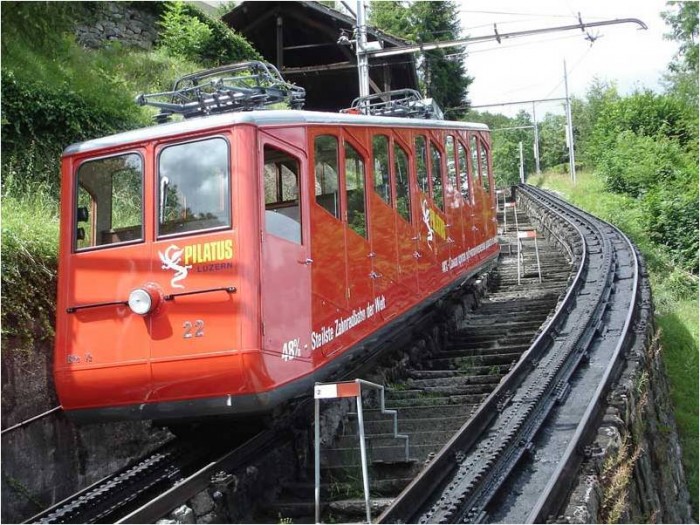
[{"xmin": 63, "ymin": 110, "xmax": 490, "ymax": 156}]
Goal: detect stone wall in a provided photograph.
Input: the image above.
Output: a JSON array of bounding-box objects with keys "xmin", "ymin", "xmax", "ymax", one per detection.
[
  {"xmin": 1, "ymin": 319, "xmax": 170, "ymax": 523},
  {"xmin": 74, "ymin": 3, "xmax": 159, "ymax": 50}
]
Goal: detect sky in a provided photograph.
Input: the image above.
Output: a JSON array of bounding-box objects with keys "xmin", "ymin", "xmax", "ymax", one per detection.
[{"xmin": 457, "ymin": 0, "xmax": 679, "ymax": 117}]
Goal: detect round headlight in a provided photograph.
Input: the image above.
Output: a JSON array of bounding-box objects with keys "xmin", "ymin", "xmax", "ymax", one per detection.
[{"xmin": 128, "ymin": 288, "xmax": 153, "ymax": 315}]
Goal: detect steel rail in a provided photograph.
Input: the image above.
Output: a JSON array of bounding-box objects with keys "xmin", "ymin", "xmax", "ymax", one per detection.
[
  {"xmin": 518, "ymin": 185, "xmax": 641, "ymax": 523},
  {"xmin": 116, "ymin": 430, "xmax": 279, "ymax": 523},
  {"xmin": 25, "ymin": 439, "xmax": 181, "ymax": 524},
  {"xmin": 24, "ymin": 430, "xmax": 267, "ymax": 524},
  {"xmin": 1, "ymin": 406, "xmax": 62, "ymax": 436},
  {"xmin": 379, "ymin": 183, "xmax": 640, "ymax": 524}
]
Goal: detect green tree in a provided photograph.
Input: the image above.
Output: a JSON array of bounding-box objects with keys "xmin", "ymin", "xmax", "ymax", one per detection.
[
  {"xmin": 538, "ymin": 113, "xmax": 567, "ymax": 171},
  {"xmin": 369, "ymin": 0, "xmax": 472, "ymax": 118}
]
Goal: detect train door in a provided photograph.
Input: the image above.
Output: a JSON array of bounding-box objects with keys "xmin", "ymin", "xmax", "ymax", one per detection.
[
  {"xmin": 340, "ymin": 132, "xmax": 377, "ymax": 333},
  {"xmin": 427, "ymin": 138, "xmax": 450, "ymax": 289},
  {"xmin": 444, "ymin": 134, "xmax": 464, "ymax": 271},
  {"xmin": 149, "ymin": 135, "xmax": 241, "ymax": 400},
  {"xmin": 259, "ymin": 138, "xmax": 311, "ymax": 370},
  {"xmin": 479, "ymin": 137, "xmax": 498, "ymax": 238},
  {"xmin": 57, "ymin": 150, "xmax": 153, "ymax": 408},
  {"xmin": 368, "ymin": 133, "xmax": 401, "ymax": 321},
  {"xmin": 469, "ymin": 134, "xmax": 485, "ymax": 247},
  {"xmin": 392, "ymin": 137, "xmax": 419, "ymax": 304},
  {"xmin": 457, "ymin": 139, "xmax": 476, "ymax": 251},
  {"xmin": 310, "ymin": 132, "xmax": 348, "ymax": 357},
  {"xmin": 413, "ymin": 134, "xmax": 436, "ymax": 293}
]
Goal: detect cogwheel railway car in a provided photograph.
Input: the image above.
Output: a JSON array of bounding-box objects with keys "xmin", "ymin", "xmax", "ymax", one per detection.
[{"xmin": 54, "ymin": 63, "xmax": 498, "ymax": 423}]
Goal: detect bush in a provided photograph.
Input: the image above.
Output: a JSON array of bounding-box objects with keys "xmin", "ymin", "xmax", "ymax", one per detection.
[
  {"xmin": 643, "ymin": 177, "xmax": 699, "ymax": 273},
  {"xmin": 158, "ymin": 2, "xmax": 213, "ymax": 61},
  {"xmin": 597, "ymin": 130, "xmax": 694, "ymax": 197},
  {"xmin": 159, "ymin": 2, "xmax": 261, "ymax": 66}
]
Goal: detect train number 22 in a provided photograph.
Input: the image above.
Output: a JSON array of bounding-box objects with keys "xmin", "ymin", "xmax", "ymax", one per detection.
[{"xmin": 183, "ymin": 320, "xmax": 204, "ymax": 338}]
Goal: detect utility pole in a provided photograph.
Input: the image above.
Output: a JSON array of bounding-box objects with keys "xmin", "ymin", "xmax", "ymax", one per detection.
[
  {"xmin": 350, "ymin": 13, "xmax": 645, "ymax": 111},
  {"xmin": 532, "ymin": 102, "xmax": 541, "ymax": 175},
  {"xmin": 356, "ymin": 0, "xmax": 369, "ymax": 98},
  {"xmin": 519, "ymin": 141, "xmax": 525, "ymax": 184},
  {"xmin": 563, "ymin": 60, "xmax": 576, "ymax": 184}
]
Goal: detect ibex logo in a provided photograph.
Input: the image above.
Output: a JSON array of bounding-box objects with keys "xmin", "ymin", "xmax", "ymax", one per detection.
[
  {"xmin": 421, "ymin": 198, "xmax": 434, "ymax": 247},
  {"xmin": 158, "ymin": 244, "xmax": 191, "ymax": 289}
]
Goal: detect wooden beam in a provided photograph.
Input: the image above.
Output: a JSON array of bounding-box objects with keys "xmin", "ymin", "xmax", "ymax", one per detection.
[
  {"xmin": 283, "ymin": 61, "xmax": 356, "ymax": 75},
  {"xmin": 284, "ymin": 10, "xmax": 355, "ymax": 61},
  {"xmin": 237, "ymin": 10, "xmax": 275, "ymax": 34}
]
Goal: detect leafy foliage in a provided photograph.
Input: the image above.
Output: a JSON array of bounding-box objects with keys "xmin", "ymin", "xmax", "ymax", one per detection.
[
  {"xmin": 574, "ymin": 83, "xmax": 699, "ymax": 273},
  {"xmin": 159, "ymin": 2, "xmax": 213, "ymax": 61},
  {"xmin": 368, "ymin": 0, "xmax": 472, "ymax": 118},
  {"xmin": 158, "ymin": 2, "xmax": 261, "ymax": 66}
]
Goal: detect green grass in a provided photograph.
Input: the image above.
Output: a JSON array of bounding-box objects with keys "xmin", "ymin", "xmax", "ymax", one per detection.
[{"xmin": 531, "ymin": 170, "xmax": 699, "ymax": 519}]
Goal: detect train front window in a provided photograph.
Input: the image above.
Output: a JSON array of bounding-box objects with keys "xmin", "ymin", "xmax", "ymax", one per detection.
[
  {"xmin": 75, "ymin": 153, "xmax": 143, "ymax": 251},
  {"xmin": 158, "ymin": 137, "xmax": 230, "ymax": 237},
  {"xmin": 264, "ymin": 146, "xmax": 302, "ymax": 244}
]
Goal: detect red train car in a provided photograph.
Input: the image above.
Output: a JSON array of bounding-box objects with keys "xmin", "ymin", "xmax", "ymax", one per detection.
[{"xmin": 54, "ymin": 66, "xmax": 498, "ymax": 423}]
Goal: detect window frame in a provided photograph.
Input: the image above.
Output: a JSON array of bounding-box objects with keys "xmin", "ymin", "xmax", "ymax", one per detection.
[
  {"xmin": 414, "ymin": 135, "xmax": 429, "ymax": 196},
  {"xmin": 263, "ymin": 144, "xmax": 303, "ymax": 244},
  {"xmin": 343, "ymin": 137, "xmax": 368, "ymax": 239},
  {"xmin": 371, "ymin": 134, "xmax": 392, "ymax": 206},
  {"xmin": 156, "ymin": 135, "xmax": 232, "ymax": 240},
  {"xmin": 313, "ymin": 133, "xmax": 342, "ymax": 220},
  {"xmin": 73, "ymin": 150, "xmax": 145, "ymax": 253},
  {"xmin": 393, "ymin": 140, "xmax": 412, "ymax": 224},
  {"xmin": 429, "ymin": 139, "xmax": 445, "ymax": 211}
]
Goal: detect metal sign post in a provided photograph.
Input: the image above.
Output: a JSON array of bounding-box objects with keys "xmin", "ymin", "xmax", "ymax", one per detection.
[{"xmin": 313, "ymin": 379, "xmax": 409, "ymax": 524}]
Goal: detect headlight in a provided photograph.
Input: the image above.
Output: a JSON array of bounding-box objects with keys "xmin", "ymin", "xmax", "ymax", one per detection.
[{"xmin": 128, "ymin": 288, "xmax": 154, "ymax": 315}]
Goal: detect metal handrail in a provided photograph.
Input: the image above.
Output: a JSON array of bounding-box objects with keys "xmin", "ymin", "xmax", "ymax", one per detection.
[{"xmin": 314, "ymin": 379, "xmax": 409, "ymax": 523}]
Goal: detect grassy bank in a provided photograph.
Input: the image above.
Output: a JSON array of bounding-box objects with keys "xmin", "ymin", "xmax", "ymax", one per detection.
[{"xmin": 530, "ymin": 170, "xmax": 699, "ymax": 518}]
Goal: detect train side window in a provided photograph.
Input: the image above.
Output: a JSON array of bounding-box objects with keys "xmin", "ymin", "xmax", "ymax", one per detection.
[
  {"xmin": 445, "ymin": 135, "xmax": 457, "ymax": 193},
  {"xmin": 263, "ymin": 146, "xmax": 302, "ymax": 244},
  {"xmin": 75, "ymin": 153, "xmax": 143, "ymax": 250},
  {"xmin": 470, "ymin": 135, "xmax": 480, "ymax": 186},
  {"xmin": 414, "ymin": 135, "xmax": 429, "ymax": 195},
  {"xmin": 158, "ymin": 137, "xmax": 230, "ymax": 237},
  {"xmin": 394, "ymin": 143, "xmax": 411, "ymax": 224},
  {"xmin": 372, "ymin": 135, "xmax": 391, "ymax": 205},
  {"xmin": 458, "ymin": 142, "xmax": 471, "ymax": 202},
  {"xmin": 480, "ymin": 140, "xmax": 491, "ymax": 194},
  {"xmin": 430, "ymin": 141, "xmax": 444, "ymax": 211},
  {"xmin": 314, "ymin": 135, "xmax": 340, "ymax": 219},
  {"xmin": 345, "ymin": 142, "xmax": 367, "ymax": 238}
]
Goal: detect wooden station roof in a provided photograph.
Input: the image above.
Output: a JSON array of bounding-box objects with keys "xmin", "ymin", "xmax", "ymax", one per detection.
[{"xmin": 222, "ymin": 1, "xmax": 420, "ymax": 112}]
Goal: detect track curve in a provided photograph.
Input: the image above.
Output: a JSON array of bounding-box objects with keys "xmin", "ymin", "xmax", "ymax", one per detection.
[{"xmin": 378, "ymin": 184, "xmax": 646, "ymax": 524}]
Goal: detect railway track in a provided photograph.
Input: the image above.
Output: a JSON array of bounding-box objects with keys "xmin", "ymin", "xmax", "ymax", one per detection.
[
  {"xmin": 374, "ymin": 184, "xmax": 644, "ymax": 524},
  {"xmin": 25, "ymin": 184, "xmax": 646, "ymax": 524},
  {"xmin": 255, "ymin": 188, "xmax": 573, "ymax": 523},
  {"xmin": 24, "ymin": 426, "xmax": 274, "ymax": 524}
]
